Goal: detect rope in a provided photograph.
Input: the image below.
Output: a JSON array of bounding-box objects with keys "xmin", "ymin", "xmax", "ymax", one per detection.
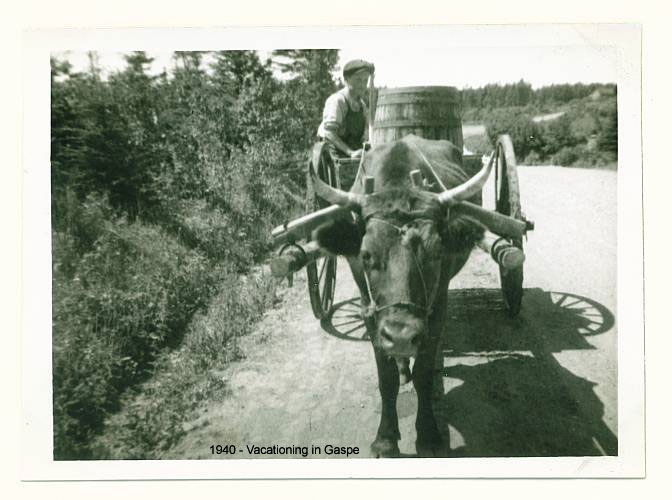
[{"xmin": 407, "ymin": 141, "xmax": 447, "ymax": 192}]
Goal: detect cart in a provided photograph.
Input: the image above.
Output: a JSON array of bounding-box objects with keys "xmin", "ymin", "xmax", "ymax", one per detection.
[{"xmin": 270, "ymin": 133, "xmax": 534, "ymax": 334}]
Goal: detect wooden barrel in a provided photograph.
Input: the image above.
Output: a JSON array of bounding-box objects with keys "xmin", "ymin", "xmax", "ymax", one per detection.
[{"xmin": 371, "ymin": 86, "xmax": 463, "ymax": 150}]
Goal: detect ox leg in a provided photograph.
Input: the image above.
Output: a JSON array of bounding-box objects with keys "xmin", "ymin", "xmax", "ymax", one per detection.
[
  {"xmin": 371, "ymin": 347, "xmax": 401, "ymax": 458},
  {"xmin": 412, "ymin": 336, "xmax": 444, "ymax": 457},
  {"xmin": 412, "ymin": 284, "xmax": 450, "ymax": 457},
  {"xmin": 346, "ymin": 255, "xmax": 370, "ymax": 307},
  {"xmin": 346, "ymin": 256, "xmax": 401, "ymax": 458}
]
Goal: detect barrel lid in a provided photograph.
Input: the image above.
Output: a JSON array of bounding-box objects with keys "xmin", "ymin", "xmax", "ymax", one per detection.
[
  {"xmin": 376, "ymin": 86, "xmax": 461, "ymax": 105},
  {"xmin": 377, "ymin": 86, "xmax": 459, "ymax": 95}
]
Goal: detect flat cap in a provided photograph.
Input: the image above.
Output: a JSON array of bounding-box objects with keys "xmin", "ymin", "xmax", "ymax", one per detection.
[{"xmin": 343, "ymin": 59, "xmax": 374, "ymax": 79}]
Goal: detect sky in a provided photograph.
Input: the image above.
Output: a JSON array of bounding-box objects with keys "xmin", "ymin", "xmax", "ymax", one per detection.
[{"xmin": 57, "ymin": 45, "xmax": 617, "ymax": 90}]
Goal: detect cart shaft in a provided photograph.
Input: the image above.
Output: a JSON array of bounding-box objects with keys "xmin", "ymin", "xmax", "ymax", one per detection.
[
  {"xmin": 271, "ymin": 205, "xmax": 350, "ymax": 246},
  {"xmin": 270, "ymin": 241, "xmax": 327, "ymax": 278}
]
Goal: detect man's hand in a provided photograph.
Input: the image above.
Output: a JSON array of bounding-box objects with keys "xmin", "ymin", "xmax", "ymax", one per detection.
[{"xmin": 349, "ymin": 149, "xmax": 363, "ymax": 159}]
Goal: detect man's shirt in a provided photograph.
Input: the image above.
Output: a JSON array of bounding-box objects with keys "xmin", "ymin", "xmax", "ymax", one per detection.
[{"xmin": 317, "ymin": 87, "xmax": 369, "ymax": 142}]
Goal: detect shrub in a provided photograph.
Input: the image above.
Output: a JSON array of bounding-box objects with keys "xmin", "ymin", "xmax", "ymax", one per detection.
[
  {"xmin": 522, "ymin": 150, "xmax": 544, "ymax": 166},
  {"xmin": 52, "ymin": 190, "xmax": 114, "ymax": 257},
  {"xmin": 463, "ymin": 133, "xmax": 493, "ymax": 155},
  {"xmin": 553, "ymin": 146, "xmax": 581, "ymax": 166},
  {"xmin": 52, "ymin": 218, "xmax": 225, "ymax": 459},
  {"xmin": 171, "ymin": 199, "xmax": 254, "ymax": 269},
  {"xmin": 485, "ymin": 109, "xmax": 545, "ymax": 161},
  {"xmin": 571, "ymin": 149, "xmax": 617, "ymax": 169},
  {"xmin": 90, "ymin": 269, "xmax": 280, "ymax": 458},
  {"xmin": 540, "ymin": 114, "xmax": 579, "ymax": 157}
]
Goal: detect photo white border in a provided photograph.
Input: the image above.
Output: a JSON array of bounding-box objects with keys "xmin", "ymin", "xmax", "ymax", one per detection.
[{"xmin": 21, "ymin": 24, "xmax": 644, "ymax": 480}]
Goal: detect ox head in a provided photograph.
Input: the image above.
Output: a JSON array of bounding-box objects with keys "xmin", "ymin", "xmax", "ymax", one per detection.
[{"xmin": 311, "ymin": 156, "xmax": 491, "ymax": 358}]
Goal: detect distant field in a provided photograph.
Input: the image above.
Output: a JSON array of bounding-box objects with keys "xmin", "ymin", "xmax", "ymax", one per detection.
[
  {"xmin": 532, "ymin": 111, "xmax": 566, "ymax": 123},
  {"xmin": 464, "ymin": 111, "xmax": 565, "ymax": 139},
  {"xmin": 462, "ymin": 124, "xmax": 486, "ymax": 138}
]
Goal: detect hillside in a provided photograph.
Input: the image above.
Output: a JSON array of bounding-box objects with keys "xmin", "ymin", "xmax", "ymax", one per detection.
[{"xmin": 462, "ymin": 90, "xmax": 617, "ymax": 168}]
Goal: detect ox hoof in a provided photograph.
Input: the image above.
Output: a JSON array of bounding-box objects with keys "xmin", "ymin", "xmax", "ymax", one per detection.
[
  {"xmin": 416, "ymin": 439, "xmax": 446, "ymax": 458},
  {"xmin": 371, "ymin": 438, "xmax": 400, "ymax": 458}
]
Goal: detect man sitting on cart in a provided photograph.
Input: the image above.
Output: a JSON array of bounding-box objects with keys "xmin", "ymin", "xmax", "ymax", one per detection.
[{"xmin": 317, "ymin": 59, "xmax": 374, "ymax": 160}]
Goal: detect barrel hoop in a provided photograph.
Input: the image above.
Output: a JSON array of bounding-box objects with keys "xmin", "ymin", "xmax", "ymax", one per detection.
[
  {"xmin": 373, "ymin": 119, "xmax": 463, "ymax": 128},
  {"xmin": 376, "ymin": 95, "xmax": 460, "ymax": 105},
  {"xmin": 377, "ymin": 86, "xmax": 459, "ymax": 94}
]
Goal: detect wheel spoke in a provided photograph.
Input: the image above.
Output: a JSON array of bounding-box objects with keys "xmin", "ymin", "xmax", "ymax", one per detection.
[
  {"xmin": 339, "ymin": 303, "xmax": 360, "ymax": 312},
  {"xmin": 318, "ymin": 257, "xmax": 327, "ymax": 283},
  {"xmin": 332, "ymin": 312, "xmax": 362, "ymax": 320},
  {"xmin": 332, "ymin": 317, "xmax": 363, "ymax": 328},
  {"xmin": 341, "ymin": 323, "xmax": 367, "ymax": 336}
]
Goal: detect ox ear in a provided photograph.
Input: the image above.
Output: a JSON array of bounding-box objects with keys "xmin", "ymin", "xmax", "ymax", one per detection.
[
  {"xmin": 313, "ymin": 218, "xmax": 363, "ymax": 257},
  {"xmin": 441, "ymin": 214, "xmax": 486, "ymax": 254}
]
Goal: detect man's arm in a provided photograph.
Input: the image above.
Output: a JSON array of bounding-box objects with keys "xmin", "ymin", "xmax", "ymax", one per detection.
[
  {"xmin": 318, "ymin": 92, "xmax": 362, "ymax": 158},
  {"xmin": 323, "ymin": 129, "xmax": 359, "ymax": 157}
]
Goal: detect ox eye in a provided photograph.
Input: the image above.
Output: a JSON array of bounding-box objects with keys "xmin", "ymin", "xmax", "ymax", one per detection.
[
  {"xmin": 361, "ymin": 250, "xmax": 381, "ymax": 270},
  {"xmin": 361, "ymin": 250, "xmax": 373, "ymax": 266}
]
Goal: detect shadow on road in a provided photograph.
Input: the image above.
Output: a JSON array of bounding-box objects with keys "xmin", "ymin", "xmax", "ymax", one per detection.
[
  {"xmin": 322, "ymin": 287, "xmax": 617, "ymax": 457},
  {"xmin": 437, "ymin": 287, "xmax": 617, "ymax": 457},
  {"xmin": 442, "ymin": 287, "xmax": 614, "ymax": 354}
]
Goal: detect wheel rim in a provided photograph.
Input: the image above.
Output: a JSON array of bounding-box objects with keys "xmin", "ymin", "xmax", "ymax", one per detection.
[
  {"xmin": 306, "ymin": 146, "xmax": 338, "ymax": 319},
  {"xmin": 494, "ymin": 136, "xmax": 524, "ymax": 316},
  {"xmin": 319, "ymin": 297, "xmax": 369, "ymax": 341},
  {"xmin": 307, "ymin": 254, "xmax": 337, "ymax": 318}
]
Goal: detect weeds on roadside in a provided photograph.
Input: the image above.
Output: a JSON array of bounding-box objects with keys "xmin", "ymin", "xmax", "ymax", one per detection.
[{"xmin": 89, "ymin": 269, "xmax": 281, "ymax": 459}]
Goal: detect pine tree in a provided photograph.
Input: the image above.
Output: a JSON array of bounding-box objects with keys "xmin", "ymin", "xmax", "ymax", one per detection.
[
  {"xmin": 211, "ymin": 50, "xmax": 271, "ymax": 98},
  {"xmin": 271, "ymin": 49, "xmax": 339, "ymax": 109},
  {"xmin": 268, "ymin": 49, "xmax": 340, "ymax": 151}
]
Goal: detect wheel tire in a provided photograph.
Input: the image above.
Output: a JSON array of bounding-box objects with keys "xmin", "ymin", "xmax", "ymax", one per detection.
[
  {"xmin": 306, "ymin": 144, "xmax": 338, "ymax": 319},
  {"xmin": 494, "ymin": 135, "xmax": 524, "ymax": 316}
]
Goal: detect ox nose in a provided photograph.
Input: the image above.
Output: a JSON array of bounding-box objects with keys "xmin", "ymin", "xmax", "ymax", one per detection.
[{"xmin": 378, "ymin": 320, "xmax": 423, "ymax": 356}]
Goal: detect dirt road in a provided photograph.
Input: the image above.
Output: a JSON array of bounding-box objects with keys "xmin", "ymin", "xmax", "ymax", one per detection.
[{"xmin": 166, "ymin": 166, "xmax": 617, "ymax": 459}]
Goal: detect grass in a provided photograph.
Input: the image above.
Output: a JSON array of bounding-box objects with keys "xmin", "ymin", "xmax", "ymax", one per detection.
[
  {"xmin": 89, "ymin": 268, "xmax": 282, "ymax": 459},
  {"xmin": 51, "ymin": 186, "xmax": 294, "ymax": 459}
]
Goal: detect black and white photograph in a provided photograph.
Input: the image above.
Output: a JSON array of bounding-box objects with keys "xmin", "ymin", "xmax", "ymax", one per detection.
[{"xmin": 21, "ymin": 24, "xmax": 644, "ymax": 479}]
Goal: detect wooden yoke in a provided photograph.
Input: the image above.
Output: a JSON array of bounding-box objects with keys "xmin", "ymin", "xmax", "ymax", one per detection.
[
  {"xmin": 408, "ymin": 169, "xmax": 525, "ymax": 269},
  {"xmin": 477, "ymin": 232, "xmax": 525, "ymax": 270},
  {"xmin": 271, "ymin": 205, "xmax": 350, "ymax": 246},
  {"xmin": 270, "ymin": 241, "xmax": 326, "ymax": 278},
  {"xmin": 453, "ymin": 202, "xmax": 527, "ymax": 239}
]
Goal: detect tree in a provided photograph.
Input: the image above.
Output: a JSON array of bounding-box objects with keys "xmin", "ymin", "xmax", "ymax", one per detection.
[
  {"xmin": 124, "ymin": 51, "xmax": 154, "ymax": 74},
  {"xmin": 485, "ymin": 109, "xmax": 544, "ymax": 160},
  {"xmin": 270, "ymin": 49, "xmax": 340, "ymax": 152},
  {"xmin": 104, "ymin": 51, "xmax": 166, "ymax": 217},
  {"xmin": 540, "ymin": 114, "xmax": 577, "ymax": 157},
  {"xmin": 598, "ymin": 106, "xmax": 618, "ymax": 154},
  {"xmin": 211, "ymin": 50, "xmax": 272, "ymax": 98}
]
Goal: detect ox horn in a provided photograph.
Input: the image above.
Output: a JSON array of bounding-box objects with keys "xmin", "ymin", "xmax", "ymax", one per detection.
[
  {"xmin": 308, "ymin": 157, "xmax": 365, "ymax": 211},
  {"xmin": 437, "ymin": 152, "xmax": 495, "ymax": 206}
]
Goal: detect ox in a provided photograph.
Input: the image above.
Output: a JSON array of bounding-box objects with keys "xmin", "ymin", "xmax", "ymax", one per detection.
[{"xmin": 310, "ymin": 134, "xmax": 492, "ymax": 457}]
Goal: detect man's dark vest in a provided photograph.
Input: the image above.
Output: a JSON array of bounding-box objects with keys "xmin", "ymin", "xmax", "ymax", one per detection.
[{"xmin": 341, "ymin": 98, "xmax": 366, "ymax": 152}]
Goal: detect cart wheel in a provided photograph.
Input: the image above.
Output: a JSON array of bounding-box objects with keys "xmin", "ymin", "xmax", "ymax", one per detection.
[
  {"xmin": 306, "ymin": 144, "xmax": 338, "ymax": 319},
  {"xmin": 494, "ymin": 134, "xmax": 524, "ymax": 316},
  {"xmin": 319, "ymin": 297, "xmax": 369, "ymax": 341}
]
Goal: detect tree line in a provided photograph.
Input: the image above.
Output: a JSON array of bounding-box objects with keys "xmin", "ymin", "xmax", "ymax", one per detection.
[
  {"xmin": 461, "ymin": 80, "xmax": 616, "ymax": 120},
  {"xmin": 459, "ymin": 80, "xmax": 617, "ymax": 167}
]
